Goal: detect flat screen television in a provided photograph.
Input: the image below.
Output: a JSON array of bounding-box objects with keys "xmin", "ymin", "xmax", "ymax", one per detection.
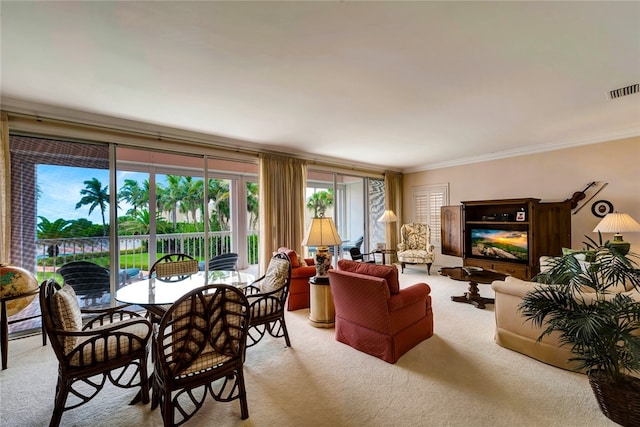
[{"xmin": 469, "ymin": 228, "xmax": 528, "ymax": 263}]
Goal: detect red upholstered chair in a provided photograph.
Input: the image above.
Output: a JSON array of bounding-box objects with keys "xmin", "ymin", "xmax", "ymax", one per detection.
[
  {"xmin": 328, "ymin": 260, "xmax": 433, "ymax": 364},
  {"xmin": 277, "ymin": 247, "xmax": 317, "ymax": 311}
]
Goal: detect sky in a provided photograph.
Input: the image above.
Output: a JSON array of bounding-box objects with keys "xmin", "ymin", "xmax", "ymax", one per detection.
[{"xmin": 37, "ymin": 165, "xmax": 147, "ymax": 223}]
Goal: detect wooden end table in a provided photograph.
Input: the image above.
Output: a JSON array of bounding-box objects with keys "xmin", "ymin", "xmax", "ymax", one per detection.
[
  {"xmin": 308, "ymin": 276, "xmax": 335, "ymax": 328},
  {"xmin": 439, "ymin": 267, "xmax": 507, "ymax": 309},
  {"xmin": 372, "ymin": 249, "xmax": 396, "ymax": 265}
]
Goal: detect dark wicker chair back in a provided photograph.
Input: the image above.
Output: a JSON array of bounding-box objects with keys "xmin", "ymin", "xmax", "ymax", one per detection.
[
  {"xmin": 208, "ymin": 252, "xmax": 239, "ymax": 271},
  {"xmin": 152, "ymin": 284, "xmax": 251, "ymax": 425},
  {"xmin": 40, "ymin": 279, "xmax": 152, "ymax": 427},
  {"xmin": 243, "ymin": 252, "xmax": 292, "ymax": 347}
]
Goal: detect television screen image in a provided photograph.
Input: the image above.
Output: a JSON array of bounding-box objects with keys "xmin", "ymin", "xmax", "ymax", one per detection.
[{"xmin": 470, "ymin": 229, "xmax": 528, "ymax": 262}]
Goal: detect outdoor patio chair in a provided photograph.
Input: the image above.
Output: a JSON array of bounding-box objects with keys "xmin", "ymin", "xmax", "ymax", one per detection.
[
  {"xmin": 152, "ymin": 284, "xmax": 251, "ymax": 425},
  {"xmin": 243, "ymin": 252, "xmax": 292, "ymax": 347},
  {"xmin": 58, "ymin": 261, "xmax": 111, "ymax": 307},
  {"xmin": 208, "ymin": 252, "xmax": 239, "ymax": 271},
  {"xmin": 40, "ymin": 279, "xmax": 152, "ymax": 427}
]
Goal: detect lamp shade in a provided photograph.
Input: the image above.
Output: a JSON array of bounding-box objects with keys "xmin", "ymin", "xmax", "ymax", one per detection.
[
  {"xmin": 378, "ymin": 210, "xmax": 398, "ymax": 223},
  {"xmin": 302, "ymin": 217, "xmax": 342, "ymax": 247},
  {"xmin": 593, "ymin": 213, "xmax": 640, "ymax": 234}
]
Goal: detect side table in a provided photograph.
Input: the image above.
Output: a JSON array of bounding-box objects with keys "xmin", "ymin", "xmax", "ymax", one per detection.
[
  {"xmin": 308, "ymin": 276, "xmax": 335, "ymax": 328},
  {"xmin": 372, "ymin": 249, "xmax": 396, "ymax": 265}
]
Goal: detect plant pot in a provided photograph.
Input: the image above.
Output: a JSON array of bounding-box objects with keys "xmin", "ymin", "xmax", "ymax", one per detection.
[{"xmin": 588, "ymin": 371, "xmax": 640, "ymax": 426}]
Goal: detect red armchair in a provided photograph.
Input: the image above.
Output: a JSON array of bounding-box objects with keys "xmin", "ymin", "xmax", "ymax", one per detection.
[
  {"xmin": 328, "ymin": 260, "xmax": 433, "ymax": 363},
  {"xmin": 277, "ymin": 247, "xmax": 317, "ymax": 311}
]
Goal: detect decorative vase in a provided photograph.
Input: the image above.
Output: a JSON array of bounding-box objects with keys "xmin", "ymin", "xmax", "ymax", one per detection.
[
  {"xmin": 588, "ymin": 371, "xmax": 640, "ymax": 427},
  {"xmin": 313, "ymin": 247, "xmax": 332, "ymax": 278}
]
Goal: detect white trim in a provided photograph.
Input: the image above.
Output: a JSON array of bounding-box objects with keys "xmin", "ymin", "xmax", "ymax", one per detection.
[
  {"xmin": 2, "ymin": 97, "xmax": 395, "ymax": 174},
  {"xmin": 403, "ymin": 130, "xmax": 640, "ymax": 173}
]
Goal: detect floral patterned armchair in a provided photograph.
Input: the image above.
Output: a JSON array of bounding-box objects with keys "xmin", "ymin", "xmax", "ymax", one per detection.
[{"xmin": 397, "ymin": 223, "xmax": 436, "ymax": 274}]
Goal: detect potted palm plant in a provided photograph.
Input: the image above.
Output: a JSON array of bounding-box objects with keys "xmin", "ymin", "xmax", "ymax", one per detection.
[{"xmin": 519, "ymin": 243, "xmax": 640, "ymax": 426}]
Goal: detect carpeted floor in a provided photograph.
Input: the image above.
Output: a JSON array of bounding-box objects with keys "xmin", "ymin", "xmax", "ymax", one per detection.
[{"xmin": 0, "ymin": 265, "xmax": 616, "ymax": 426}]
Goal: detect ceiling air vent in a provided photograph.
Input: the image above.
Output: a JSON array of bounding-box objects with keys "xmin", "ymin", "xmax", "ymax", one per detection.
[{"xmin": 608, "ymin": 83, "xmax": 639, "ymax": 99}]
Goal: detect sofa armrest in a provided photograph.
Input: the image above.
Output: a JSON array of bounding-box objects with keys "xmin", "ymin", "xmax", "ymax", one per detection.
[
  {"xmin": 491, "ymin": 277, "xmax": 536, "ymax": 298},
  {"xmin": 388, "ymin": 283, "xmax": 431, "ymax": 311},
  {"xmin": 291, "ymin": 265, "xmax": 317, "ymax": 279}
]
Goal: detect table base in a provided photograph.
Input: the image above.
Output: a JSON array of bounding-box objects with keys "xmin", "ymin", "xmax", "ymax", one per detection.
[{"xmin": 451, "ymin": 281, "xmax": 494, "ymax": 309}]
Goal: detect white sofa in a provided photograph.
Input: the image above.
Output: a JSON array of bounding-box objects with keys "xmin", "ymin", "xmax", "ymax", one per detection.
[{"xmin": 491, "ymin": 256, "xmax": 640, "ymax": 372}]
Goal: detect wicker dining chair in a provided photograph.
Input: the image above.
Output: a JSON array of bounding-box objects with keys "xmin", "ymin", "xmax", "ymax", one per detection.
[
  {"xmin": 39, "ymin": 279, "xmax": 152, "ymax": 427},
  {"xmin": 243, "ymin": 252, "xmax": 292, "ymax": 348},
  {"xmin": 147, "ymin": 253, "xmax": 199, "ymax": 323},
  {"xmin": 152, "ymin": 284, "xmax": 251, "ymax": 426},
  {"xmin": 149, "ymin": 253, "xmax": 199, "ymax": 281}
]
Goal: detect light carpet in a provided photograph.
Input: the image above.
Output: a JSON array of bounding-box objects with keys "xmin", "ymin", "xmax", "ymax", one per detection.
[{"xmin": 0, "ymin": 266, "xmax": 616, "ymax": 427}]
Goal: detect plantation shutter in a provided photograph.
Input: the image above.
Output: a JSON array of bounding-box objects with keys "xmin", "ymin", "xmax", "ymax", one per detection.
[{"xmin": 412, "ymin": 184, "xmax": 449, "ymax": 247}]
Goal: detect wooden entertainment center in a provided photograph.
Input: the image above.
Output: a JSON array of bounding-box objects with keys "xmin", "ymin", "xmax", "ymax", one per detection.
[{"xmin": 441, "ymin": 198, "xmax": 571, "ymax": 280}]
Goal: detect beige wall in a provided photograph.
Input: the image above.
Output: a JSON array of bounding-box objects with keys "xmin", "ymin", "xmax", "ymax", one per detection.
[{"xmin": 403, "ymin": 137, "xmax": 640, "ymax": 267}]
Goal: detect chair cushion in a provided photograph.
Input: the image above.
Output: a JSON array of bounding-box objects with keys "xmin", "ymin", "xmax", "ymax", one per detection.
[
  {"xmin": 70, "ymin": 319, "xmax": 150, "ymax": 366},
  {"xmin": 51, "ymin": 285, "xmax": 83, "ymax": 353},
  {"xmin": 397, "ymin": 249, "xmax": 435, "ymax": 264},
  {"xmin": 261, "ymin": 256, "xmax": 290, "ymax": 294},
  {"xmin": 337, "ymin": 259, "xmax": 400, "ymax": 294}
]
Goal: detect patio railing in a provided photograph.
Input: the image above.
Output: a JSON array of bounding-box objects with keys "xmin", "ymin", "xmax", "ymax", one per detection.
[{"xmin": 36, "ymin": 230, "xmax": 258, "ymax": 274}]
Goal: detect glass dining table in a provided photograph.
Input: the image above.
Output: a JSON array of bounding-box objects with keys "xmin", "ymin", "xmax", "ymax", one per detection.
[
  {"xmin": 115, "ymin": 270, "xmax": 256, "ymax": 307},
  {"xmin": 115, "ymin": 269, "xmax": 256, "ymax": 405}
]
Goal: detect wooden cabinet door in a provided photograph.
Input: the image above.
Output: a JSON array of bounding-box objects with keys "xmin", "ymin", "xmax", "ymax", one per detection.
[{"xmin": 441, "ymin": 205, "xmax": 463, "ymax": 257}]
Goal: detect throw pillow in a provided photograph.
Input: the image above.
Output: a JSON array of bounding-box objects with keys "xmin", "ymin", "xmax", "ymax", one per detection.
[
  {"xmin": 51, "ymin": 285, "xmax": 83, "ymax": 354},
  {"xmin": 261, "ymin": 257, "xmax": 290, "ymax": 294}
]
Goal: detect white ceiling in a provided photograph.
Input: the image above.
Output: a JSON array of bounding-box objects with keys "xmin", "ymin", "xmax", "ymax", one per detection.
[{"xmin": 2, "ymin": 1, "xmax": 639, "ymax": 172}]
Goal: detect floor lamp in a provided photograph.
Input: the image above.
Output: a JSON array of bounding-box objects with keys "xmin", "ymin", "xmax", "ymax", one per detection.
[{"xmin": 378, "ymin": 210, "xmax": 398, "ymax": 264}]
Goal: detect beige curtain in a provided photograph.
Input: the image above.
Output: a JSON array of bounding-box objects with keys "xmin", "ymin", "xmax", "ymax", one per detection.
[
  {"xmin": 385, "ymin": 173, "xmax": 403, "ymax": 256},
  {"xmin": 1, "ymin": 112, "xmax": 10, "ymax": 264},
  {"xmin": 258, "ymin": 154, "xmax": 307, "ymax": 274}
]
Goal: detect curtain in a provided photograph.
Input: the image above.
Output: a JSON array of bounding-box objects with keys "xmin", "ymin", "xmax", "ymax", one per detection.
[
  {"xmin": 384, "ymin": 172, "xmax": 403, "ymax": 257},
  {"xmin": 258, "ymin": 154, "xmax": 307, "ymax": 274},
  {"xmin": 1, "ymin": 112, "xmax": 10, "ymax": 264}
]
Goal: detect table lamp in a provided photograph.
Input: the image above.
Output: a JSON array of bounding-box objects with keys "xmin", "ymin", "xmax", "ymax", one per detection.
[
  {"xmin": 302, "ymin": 216, "xmax": 342, "ymax": 279},
  {"xmin": 593, "ymin": 212, "xmax": 640, "ymax": 255}
]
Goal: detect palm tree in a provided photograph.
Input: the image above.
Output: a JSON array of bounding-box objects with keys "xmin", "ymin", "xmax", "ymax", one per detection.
[
  {"xmin": 307, "ymin": 188, "xmax": 334, "ymax": 218},
  {"xmin": 118, "ymin": 178, "xmax": 146, "ymax": 216},
  {"xmin": 161, "ymin": 175, "xmax": 183, "ymax": 228},
  {"xmin": 247, "ymin": 182, "xmax": 259, "ymax": 230},
  {"xmin": 37, "ymin": 216, "xmax": 70, "ymax": 257},
  {"xmin": 179, "ymin": 176, "xmax": 203, "ymax": 224},
  {"xmin": 207, "ymin": 179, "xmax": 230, "ymax": 231},
  {"xmin": 75, "ymin": 177, "xmax": 109, "ymax": 236}
]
